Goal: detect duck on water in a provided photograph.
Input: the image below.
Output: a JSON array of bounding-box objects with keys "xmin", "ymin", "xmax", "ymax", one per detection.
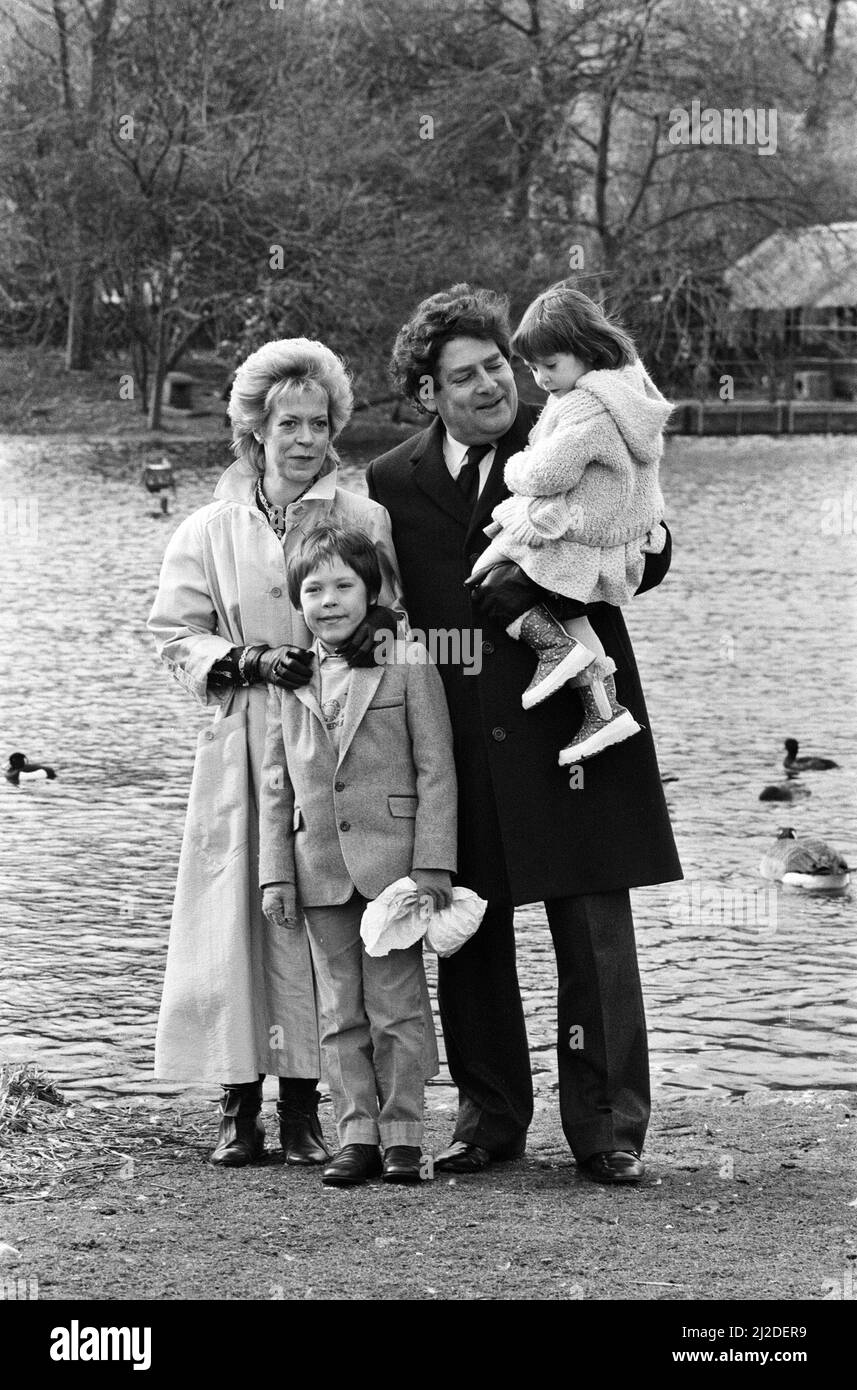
[
  {"xmin": 759, "ymin": 771, "xmax": 811, "ymax": 802},
  {"xmin": 783, "ymin": 738, "xmax": 839, "ymax": 772},
  {"xmin": 5, "ymin": 752, "xmax": 57, "ymax": 786}
]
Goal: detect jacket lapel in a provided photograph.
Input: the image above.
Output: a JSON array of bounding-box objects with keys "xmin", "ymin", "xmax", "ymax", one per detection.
[
  {"xmin": 411, "ymin": 418, "xmax": 472, "ymax": 527},
  {"xmin": 336, "ymin": 664, "xmax": 385, "ymax": 766},
  {"xmin": 291, "ymin": 663, "xmax": 326, "ymax": 728}
]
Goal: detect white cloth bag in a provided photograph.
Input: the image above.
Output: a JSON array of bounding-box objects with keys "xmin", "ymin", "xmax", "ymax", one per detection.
[{"xmin": 360, "ymin": 876, "xmax": 487, "ymax": 959}]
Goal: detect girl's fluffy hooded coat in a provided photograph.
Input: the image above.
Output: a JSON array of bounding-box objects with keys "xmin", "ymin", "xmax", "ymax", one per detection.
[{"xmin": 484, "ymin": 359, "xmax": 672, "ymax": 606}]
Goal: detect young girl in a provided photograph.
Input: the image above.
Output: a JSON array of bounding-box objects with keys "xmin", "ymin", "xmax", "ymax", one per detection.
[
  {"xmin": 469, "ymin": 282, "xmax": 672, "ymax": 766},
  {"xmin": 259, "ymin": 525, "xmax": 457, "ymax": 1187}
]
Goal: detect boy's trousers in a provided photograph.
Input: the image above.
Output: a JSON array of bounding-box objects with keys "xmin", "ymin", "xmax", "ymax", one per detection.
[{"xmin": 302, "ymin": 891, "xmax": 426, "ymax": 1147}]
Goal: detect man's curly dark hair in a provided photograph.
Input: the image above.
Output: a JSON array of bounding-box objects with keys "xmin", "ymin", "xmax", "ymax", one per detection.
[{"xmin": 389, "ymin": 283, "xmax": 512, "ymax": 410}]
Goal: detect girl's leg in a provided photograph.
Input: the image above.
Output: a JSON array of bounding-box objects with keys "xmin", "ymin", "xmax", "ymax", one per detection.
[
  {"xmin": 302, "ymin": 895, "xmax": 380, "ymax": 1148},
  {"xmin": 561, "ymin": 613, "xmax": 605, "ymax": 659}
]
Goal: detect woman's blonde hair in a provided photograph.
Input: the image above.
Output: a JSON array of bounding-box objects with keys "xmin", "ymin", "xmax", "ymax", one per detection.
[{"xmin": 227, "ymin": 337, "xmax": 354, "ymax": 471}]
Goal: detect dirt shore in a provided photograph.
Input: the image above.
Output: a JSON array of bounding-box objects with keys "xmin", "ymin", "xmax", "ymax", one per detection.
[{"xmin": 2, "ymin": 1088, "xmax": 854, "ymax": 1303}]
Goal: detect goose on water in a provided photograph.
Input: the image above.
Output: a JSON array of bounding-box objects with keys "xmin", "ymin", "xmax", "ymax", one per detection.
[
  {"xmin": 5, "ymin": 752, "xmax": 57, "ymax": 785},
  {"xmin": 783, "ymin": 738, "xmax": 839, "ymax": 772},
  {"xmin": 759, "ymin": 827, "xmax": 850, "ymax": 891}
]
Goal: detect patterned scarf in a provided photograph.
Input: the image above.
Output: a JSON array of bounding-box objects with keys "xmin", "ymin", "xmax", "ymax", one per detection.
[{"xmin": 254, "ymin": 474, "xmax": 323, "ymax": 538}]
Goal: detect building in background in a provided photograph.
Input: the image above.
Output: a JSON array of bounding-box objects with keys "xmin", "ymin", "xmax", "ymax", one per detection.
[{"xmin": 724, "ymin": 222, "xmax": 857, "ymax": 402}]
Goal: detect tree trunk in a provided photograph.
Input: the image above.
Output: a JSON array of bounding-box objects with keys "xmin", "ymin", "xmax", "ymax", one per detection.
[
  {"xmin": 65, "ymin": 262, "xmax": 95, "ymax": 369},
  {"xmin": 147, "ymin": 303, "xmax": 168, "ymax": 431}
]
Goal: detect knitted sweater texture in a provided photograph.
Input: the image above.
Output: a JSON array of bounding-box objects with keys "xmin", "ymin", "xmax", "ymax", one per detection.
[{"xmin": 482, "ymin": 359, "xmax": 672, "ymax": 604}]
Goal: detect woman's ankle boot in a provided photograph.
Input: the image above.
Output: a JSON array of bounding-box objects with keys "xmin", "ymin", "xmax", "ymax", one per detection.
[
  {"xmin": 209, "ymin": 1079, "xmax": 265, "ymax": 1166},
  {"xmin": 277, "ymin": 1078, "xmax": 330, "ymax": 1165}
]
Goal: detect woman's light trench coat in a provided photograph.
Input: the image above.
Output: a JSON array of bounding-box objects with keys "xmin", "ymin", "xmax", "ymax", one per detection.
[{"xmin": 148, "ymin": 455, "xmax": 410, "ymax": 1083}]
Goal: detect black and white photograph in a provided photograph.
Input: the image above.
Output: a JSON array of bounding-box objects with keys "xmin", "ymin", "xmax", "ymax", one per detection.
[{"xmin": 0, "ymin": 0, "xmax": 854, "ymax": 1349}]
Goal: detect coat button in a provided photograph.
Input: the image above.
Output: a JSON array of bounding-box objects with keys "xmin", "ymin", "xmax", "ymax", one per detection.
[
  {"xmin": 334, "ymin": 781, "xmax": 345, "ymax": 792},
  {"xmin": 204, "ymin": 731, "xmax": 214, "ymax": 741},
  {"xmin": 339, "ymin": 820, "xmax": 351, "ymax": 831},
  {"xmin": 491, "ymin": 726, "xmax": 506, "ymax": 741},
  {"xmin": 270, "ymin": 586, "xmax": 282, "ymax": 598},
  {"xmin": 482, "ymin": 640, "xmax": 494, "ymax": 654}
]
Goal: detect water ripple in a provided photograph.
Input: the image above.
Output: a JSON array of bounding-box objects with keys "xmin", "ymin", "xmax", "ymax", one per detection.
[{"xmin": 1, "ymin": 434, "xmax": 855, "ymax": 1100}]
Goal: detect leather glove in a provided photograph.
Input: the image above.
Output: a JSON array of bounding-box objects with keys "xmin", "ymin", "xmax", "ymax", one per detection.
[
  {"xmin": 337, "ymin": 604, "xmax": 401, "ymax": 668},
  {"xmin": 244, "ymin": 644, "xmax": 315, "ymax": 688},
  {"xmin": 464, "ymin": 560, "xmax": 545, "ymax": 625},
  {"xmin": 207, "ymin": 647, "xmax": 241, "ymax": 693}
]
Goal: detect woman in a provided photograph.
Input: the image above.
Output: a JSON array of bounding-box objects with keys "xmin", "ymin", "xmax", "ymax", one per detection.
[{"xmin": 148, "ymin": 337, "xmax": 405, "ymax": 1167}]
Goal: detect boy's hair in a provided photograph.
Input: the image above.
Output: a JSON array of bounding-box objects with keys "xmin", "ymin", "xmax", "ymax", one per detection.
[
  {"xmin": 286, "ymin": 524, "xmax": 382, "ymax": 609},
  {"xmin": 511, "ymin": 282, "xmax": 637, "ymax": 371},
  {"xmin": 389, "ymin": 282, "xmax": 512, "ymax": 408}
]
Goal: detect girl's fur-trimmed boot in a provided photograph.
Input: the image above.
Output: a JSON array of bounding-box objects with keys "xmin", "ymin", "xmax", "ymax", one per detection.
[
  {"xmin": 558, "ymin": 675, "xmax": 641, "ymax": 764},
  {"xmin": 209, "ymin": 1079, "xmax": 265, "ymax": 1166},
  {"xmin": 512, "ymin": 605, "xmax": 596, "ymax": 709}
]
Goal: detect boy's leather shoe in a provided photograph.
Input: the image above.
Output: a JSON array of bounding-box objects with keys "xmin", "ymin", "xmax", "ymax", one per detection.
[
  {"xmin": 579, "ymin": 1150, "xmax": 645, "ymax": 1184},
  {"xmin": 382, "ymin": 1146, "xmax": 422, "ymax": 1183},
  {"xmin": 322, "ymin": 1144, "xmax": 383, "ymax": 1186}
]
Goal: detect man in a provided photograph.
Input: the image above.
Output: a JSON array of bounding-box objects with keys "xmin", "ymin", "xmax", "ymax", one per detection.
[{"xmin": 366, "ymin": 285, "xmax": 682, "ymax": 1183}]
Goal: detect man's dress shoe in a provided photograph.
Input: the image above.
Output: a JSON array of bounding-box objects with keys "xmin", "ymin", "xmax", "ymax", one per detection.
[
  {"xmin": 434, "ymin": 1139, "xmax": 526, "ymax": 1173},
  {"xmin": 382, "ymin": 1145, "xmax": 422, "ymax": 1184},
  {"xmin": 322, "ymin": 1144, "xmax": 383, "ymax": 1186},
  {"xmin": 580, "ymin": 1150, "xmax": 645, "ymax": 1184}
]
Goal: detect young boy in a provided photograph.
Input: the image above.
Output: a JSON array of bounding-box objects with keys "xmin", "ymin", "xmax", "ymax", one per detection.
[{"xmin": 259, "ymin": 524, "xmax": 457, "ymax": 1187}]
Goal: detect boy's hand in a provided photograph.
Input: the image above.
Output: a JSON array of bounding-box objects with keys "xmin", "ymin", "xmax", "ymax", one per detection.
[
  {"xmin": 262, "ymin": 882, "xmax": 299, "ymax": 929},
  {"xmin": 413, "ymin": 868, "xmax": 453, "ymax": 914}
]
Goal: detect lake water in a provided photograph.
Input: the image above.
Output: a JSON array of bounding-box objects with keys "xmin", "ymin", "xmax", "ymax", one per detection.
[{"xmin": 1, "ymin": 432, "xmax": 855, "ymax": 1106}]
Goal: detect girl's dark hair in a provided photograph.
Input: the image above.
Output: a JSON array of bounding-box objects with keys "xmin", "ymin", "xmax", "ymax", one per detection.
[
  {"xmin": 511, "ymin": 282, "xmax": 637, "ymax": 371},
  {"xmin": 389, "ymin": 283, "xmax": 512, "ymax": 408},
  {"xmin": 286, "ymin": 524, "xmax": 382, "ymax": 609}
]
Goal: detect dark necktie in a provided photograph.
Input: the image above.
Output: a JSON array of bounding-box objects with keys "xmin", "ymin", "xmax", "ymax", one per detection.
[{"xmin": 456, "ymin": 442, "xmax": 492, "ymax": 508}]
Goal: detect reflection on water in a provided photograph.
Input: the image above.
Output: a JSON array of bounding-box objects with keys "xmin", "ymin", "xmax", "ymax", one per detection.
[{"xmin": 1, "ymin": 434, "xmax": 855, "ymax": 1101}]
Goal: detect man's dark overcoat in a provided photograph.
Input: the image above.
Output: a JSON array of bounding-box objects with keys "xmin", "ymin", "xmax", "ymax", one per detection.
[{"xmin": 366, "ymin": 404, "xmax": 682, "ymax": 906}]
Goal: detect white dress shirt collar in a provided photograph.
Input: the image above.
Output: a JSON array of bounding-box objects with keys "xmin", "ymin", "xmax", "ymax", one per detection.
[{"xmin": 442, "ymin": 432, "xmax": 496, "ymax": 499}]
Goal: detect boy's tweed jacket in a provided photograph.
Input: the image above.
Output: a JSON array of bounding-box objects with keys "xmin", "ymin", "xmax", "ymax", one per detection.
[
  {"xmin": 484, "ymin": 359, "xmax": 672, "ymax": 606},
  {"xmin": 258, "ymin": 640, "xmax": 457, "ymax": 907}
]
